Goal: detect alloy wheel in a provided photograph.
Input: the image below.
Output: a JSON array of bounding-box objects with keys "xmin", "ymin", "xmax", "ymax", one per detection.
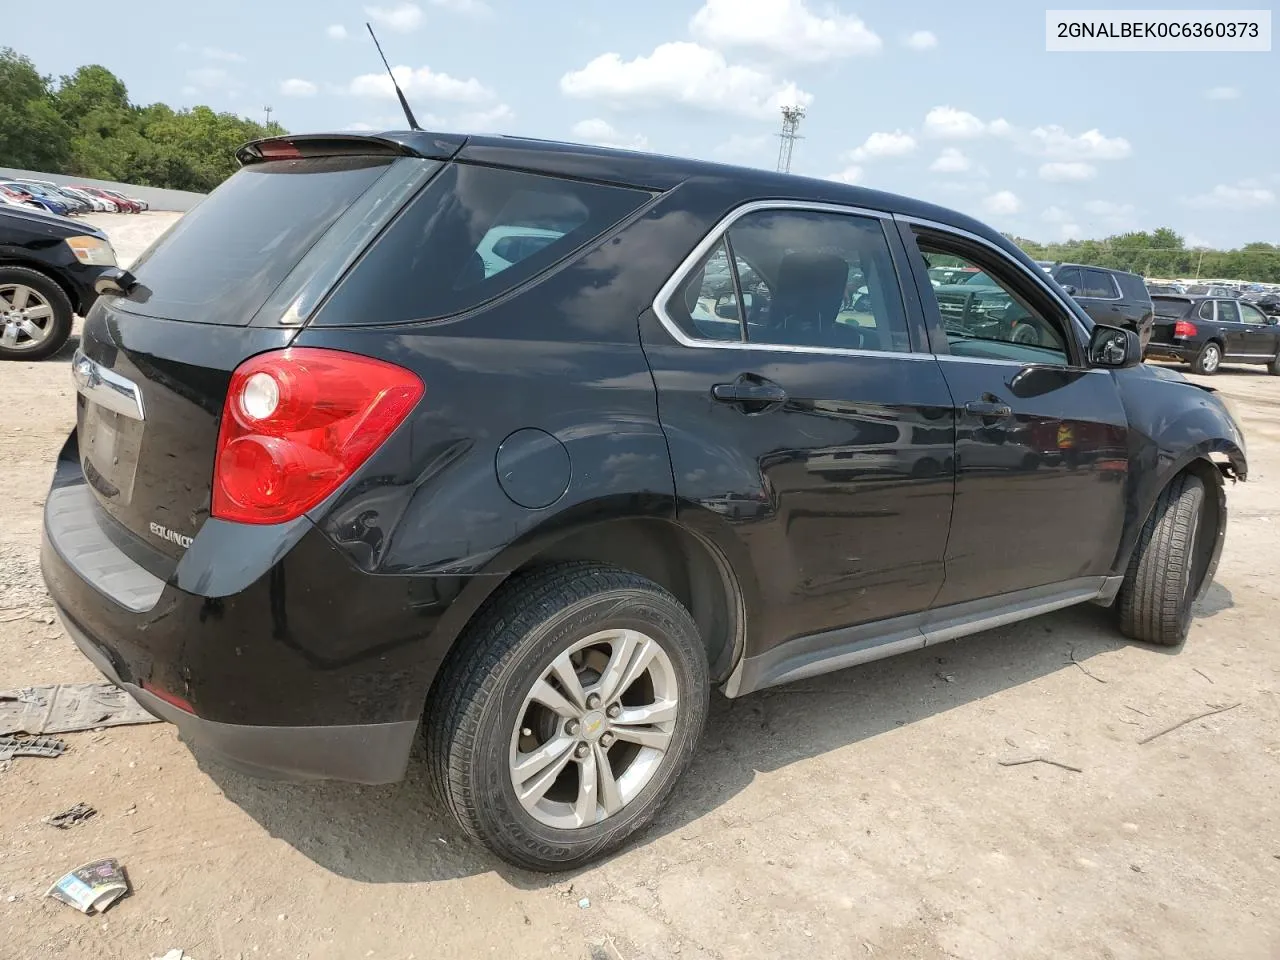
[
  {"xmin": 508, "ymin": 628, "xmax": 679, "ymax": 829},
  {"xmin": 0, "ymin": 283, "xmax": 55, "ymax": 352},
  {"xmin": 1202, "ymin": 344, "xmax": 1220, "ymax": 372}
]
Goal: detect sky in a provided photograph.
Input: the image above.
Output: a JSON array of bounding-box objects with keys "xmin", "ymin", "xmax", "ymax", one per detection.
[{"xmin": 9, "ymin": 0, "xmax": 1278, "ymax": 247}]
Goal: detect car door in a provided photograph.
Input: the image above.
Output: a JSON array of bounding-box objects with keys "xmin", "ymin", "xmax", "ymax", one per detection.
[
  {"xmin": 1214, "ymin": 299, "xmax": 1249, "ymax": 357},
  {"xmin": 898, "ymin": 219, "xmax": 1130, "ymax": 606},
  {"xmin": 641, "ymin": 201, "xmax": 955, "ymax": 653},
  {"xmin": 1081, "ymin": 268, "xmax": 1128, "ymax": 328},
  {"xmin": 1237, "ymin": 302, "xmax": 1276, "ymax": 358}
]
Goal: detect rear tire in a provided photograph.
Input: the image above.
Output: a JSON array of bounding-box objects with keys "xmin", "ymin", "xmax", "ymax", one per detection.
[
  {"xmin": 1268, "ymin": 352, "xmax": 1279, "ymax": 376},
  {"xmin": 1190, "ymin": 341, "xmax": 1221, "ymax": 375},
  {"xmin": 426, "ymin": 562, "xmax": 709, "ymax": 871},
  {"xmin": 0, "ymin": 266, "xmax": 74, "ymax": 361},
  {"xmin": 1117, "ymin": 473, "xmax": 1206, "ymax": 646}
]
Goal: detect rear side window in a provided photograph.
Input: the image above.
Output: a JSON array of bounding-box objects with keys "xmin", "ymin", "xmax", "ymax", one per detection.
[
  {"xmin": 117, "ymin": 157, "xmax": 396, "ymax": 326},
  {"xmin": 1080, "ymin": 269, "xmax": 1119, "ymax": 299},
  {"xmin": 317, "ymin": 164, "xmax": 651, "ymax": 325}
]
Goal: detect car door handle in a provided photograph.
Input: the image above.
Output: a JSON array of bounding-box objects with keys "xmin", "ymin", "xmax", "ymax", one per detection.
[
  {"xmin": 964, "ymin": 399, "xmax": 1012, "ymax": 419},
  {"xmin": 711, "ymin": 378, "xmax": 788, "ymax": 405}
]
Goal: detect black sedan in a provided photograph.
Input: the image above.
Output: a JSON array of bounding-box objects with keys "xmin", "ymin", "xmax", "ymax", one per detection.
[
  {"xmin": 1145, "ymin": 294, "xmax": 1280, "ymax": 374},
  {"xmin": 1, "ymin": 205, "xmax": 119, "ymax": 360}
]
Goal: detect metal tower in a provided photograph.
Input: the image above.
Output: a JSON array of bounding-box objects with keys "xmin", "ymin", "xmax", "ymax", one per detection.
[{"xmin": 776, "ymin": 106, "xmax": 806, "ymax": 173}]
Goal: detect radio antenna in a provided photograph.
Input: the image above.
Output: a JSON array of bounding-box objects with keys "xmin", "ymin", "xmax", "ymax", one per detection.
[{"xmin": 365, "ymin": 22, "xmax": 421, "ymax": 131}]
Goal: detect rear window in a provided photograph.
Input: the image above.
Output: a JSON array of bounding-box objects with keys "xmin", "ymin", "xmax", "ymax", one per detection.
[
  {"xmin": 1152, "ymin": 296, "xmax": 1193, "ymax": 318},
  {"xmin": 116, "ymin": 156, "xmax": 396, "ymax": 326},
  {"xmin": 315, "ymin": 163, "xmax": 651, "ymax": 326}
]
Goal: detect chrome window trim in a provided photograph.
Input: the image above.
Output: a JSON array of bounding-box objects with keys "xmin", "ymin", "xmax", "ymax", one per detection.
[
  {"xmin": 71, "ymin": 349, "xmax": 145, "ymax": 420},
  {"xmin": 650, "ymin": 199, "xmax": 932, "ymax": 362},
  {"xmin": 894, "ymin": 213, "xmax": 1093, "ymax": 356},
  {"xmin": 1238, "ymin": 302, "xmax": 1268, "ymax": 326}
]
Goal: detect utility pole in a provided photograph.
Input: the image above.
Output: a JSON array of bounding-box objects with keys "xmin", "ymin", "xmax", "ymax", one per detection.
[
  {"xmin": 264, "ymin": 105, "xmax": 274, "ymax": 128},
  {"xmin": 776, "ymin": 106, "xmax": 806, "ymax": 174},
  {"xmin": 1195, "ymin": 248, "xmax": 1204, "ymax": 279}
]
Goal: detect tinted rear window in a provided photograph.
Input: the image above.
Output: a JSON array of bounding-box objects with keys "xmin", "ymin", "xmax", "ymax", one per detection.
[
  {"xmin": 315, "ymin": 163, "xmax": 651, "ymax": 326},
  {"xmin": 1152, "ymin": 296, "xmax": 1193, "ymax": 318},
  {"xmin": 116, "ymin": 156, "xmax": 395, "ymax": 326}
]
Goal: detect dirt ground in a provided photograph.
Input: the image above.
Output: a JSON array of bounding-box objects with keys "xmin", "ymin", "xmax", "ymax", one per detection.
[{"xmin": 1, "ymin": 213, "xmax": 1277, "ymax": 960}]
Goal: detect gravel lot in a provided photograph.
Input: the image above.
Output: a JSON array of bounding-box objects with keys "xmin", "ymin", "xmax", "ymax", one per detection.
[{"xmin": 1, "ymin": 214, "xmax": 1277, "ymax": 960}]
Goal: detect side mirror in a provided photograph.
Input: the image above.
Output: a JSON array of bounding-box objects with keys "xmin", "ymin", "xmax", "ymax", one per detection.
[
  {"xmin": 1061, "ymin": 284, "xmax": 1078, "ymax": 296},
  {"xmin": 1088, "ymin": 324, "xmax": 1141, "ymax": 369},
  {"xmin": 714, "ymin": 292, "xmax": 752, "ymax": 319},
  {"xmin": 1267, "ymin": 315, "xmax": 1279, "ymax": 326}
]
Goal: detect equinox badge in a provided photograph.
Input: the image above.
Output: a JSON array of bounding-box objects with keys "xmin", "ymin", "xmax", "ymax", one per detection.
[{"xmin": 149, "ymin": 522, "xmax": 193, "ymax": 549}]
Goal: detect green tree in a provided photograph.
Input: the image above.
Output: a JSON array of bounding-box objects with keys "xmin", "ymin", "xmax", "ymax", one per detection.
[{"xmin": 0, "ymin": 48, "xmax": 73, "ymax": 170}]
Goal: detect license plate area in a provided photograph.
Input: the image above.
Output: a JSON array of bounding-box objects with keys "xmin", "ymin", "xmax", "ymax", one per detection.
[{"xmin": 79, "ymin": 400, "xmax": 144, "ymax": 504}]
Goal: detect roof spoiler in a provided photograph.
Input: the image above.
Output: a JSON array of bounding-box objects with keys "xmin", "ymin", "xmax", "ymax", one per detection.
[{"xmin": 236, "ymin": 132, "xmax": 467, "ymax": 165}]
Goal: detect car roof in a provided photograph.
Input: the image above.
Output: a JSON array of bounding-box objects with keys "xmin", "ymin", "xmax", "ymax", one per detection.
[
  {"xmin": 1055, "ymin": 261, "xmax": 1140, "ymax": 278},
  {"xmin": 241, "ymin": 130, "xmax": 1035, "ymax": 268}
]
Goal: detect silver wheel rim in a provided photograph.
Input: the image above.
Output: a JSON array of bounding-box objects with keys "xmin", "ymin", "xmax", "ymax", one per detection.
[
  {"xmin": 509, "ymin": 628, "xmax": 679, "ymax": 830},
  {"xmin": 0, "ymin": 283, "xmax": 55, "ymax": 351},
  {"xmin": 1011, "ymin": 323, "xmax": 1040, "ymax": 345},
  {"xmin": 1202, "ymin": 345, "xmax": 1220, "ymax": 371}
]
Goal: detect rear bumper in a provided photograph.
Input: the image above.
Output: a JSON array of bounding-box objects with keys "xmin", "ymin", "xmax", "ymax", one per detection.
[
  {"xmin": 1143, "ymin": 341, "xmax": 1196, "ymax": 362},
  {"xmin": 56, "ymin": 609, "xmax": 416, "ymax": 783}
]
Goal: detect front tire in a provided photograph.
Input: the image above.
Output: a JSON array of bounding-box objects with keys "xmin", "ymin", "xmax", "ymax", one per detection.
[
  {"xmin": 426, "ymin": 562, "xmax": 710, "ymax": 871},
  {"xmin": 1191, "ymin": 341, "xmax": 1221, "ymax": 375},
  {"xmin": 0, "ymin": 266, "xmax": 73, "ymax": 361},
  {"xmin": 1117, "ymin": 473, "xmax": 1206, "ymax": 646}
]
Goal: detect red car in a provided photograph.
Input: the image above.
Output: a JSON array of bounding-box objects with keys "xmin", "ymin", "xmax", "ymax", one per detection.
[{"xmin": 76, "ymin": 187, "xmax": 140, "ymax": 213}]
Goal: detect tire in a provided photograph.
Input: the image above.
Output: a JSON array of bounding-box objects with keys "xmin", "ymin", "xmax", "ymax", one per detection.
[
  {"xmin": 1117, "ymin": 473, "xmax": 1206, "ymax": 646},
  {"xmin": 1190, "ymin": 341, "xmax": 1221, "ymax": 375},
  {"xmin": 0, "ymin": 266, "xmax": 74, "ymax": 361},
  {"xmin": 1268, "ymin": 352, "xmax": 1280, "ymax": 376},
  {"xmin": 426, "ymin": 562, "xmax": 710, "ymax": 871}
]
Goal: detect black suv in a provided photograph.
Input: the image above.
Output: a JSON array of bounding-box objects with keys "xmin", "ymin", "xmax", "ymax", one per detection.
[
  {"xmin": 1043, "ymin": 262, "xmax": 1155, "ymax": 350},
  {"xmin": 1, "ymin": 205, "xmax": 119, "ymax": 360},
  {"xmin": 42, "ymin": 132, "xmax": 1247, "ymax": 871},
  {"xmin": 1146, "ymin": 294, "xmax": 1280, "ymax": 374}
]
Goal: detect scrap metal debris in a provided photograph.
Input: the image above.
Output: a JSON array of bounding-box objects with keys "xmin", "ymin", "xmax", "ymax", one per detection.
[
  {"xmin": 0, "ymin": 735, "xmax": 67, "ymax": 762},
  {"xmin": 44, "ymin": 802, "xmax": 97, "ymax": 829},
  {"xmin": 0, "ymin": 683, "xmax": 159, "ymax": 737},
  {"xmin": 46, "ymin": 858, "xmax": 129, "ymax": 914}
]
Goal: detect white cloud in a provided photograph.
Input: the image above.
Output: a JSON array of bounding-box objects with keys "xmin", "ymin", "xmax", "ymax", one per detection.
[
  {"xmin": 923, "ymin": 105, "xmax": 1007, "ymax": 139},
  {"xmin": 826, "ymin": 164, "xmax": 863, "ymax": 185},
  {"xmin": 1184, "ymin": 182, "xmax": 1277, "ymax": 210},
  {"xmin": 1025, "ymin": 125, "xmax": 1131, "ymax": 160},
  {"xmin": 714, "ymin": 133, "xmax": 771, "ymax": 161},
  {"xmin": 327, "ymin": 24, "xmax": 349, "ymax": 40},
  {"xmin": 1042, "ymin": 205, "xmax": 1070, "ymax": 223},
  {"xmin": 560, "ymin": 42, "xmax": 813, "ymax": 121},
  {"xmin": 202, "ymin": 47, "xmax": 245, "ymax": 62},
  {"xmin": 349, "ymin": 65, "xmax": 495, "ymax": 103},
  {"xmin": 1039, "ymin": 161, "xmax": 1097, "ymax": 182},
  {"xmin": 929, "ymin": 147, "xmax": 971, "ymax": 173},
  {"xmin": 180, "ymin": 85, "xmax": 199, "ymax": 96},
  {"xmin": 364, "ymin": 2, "xmax": 424, "ymax": 32},
  {"xmin": 983, "ymin": 190, "xmax": 1021, "ymax": 216},
  {"xmin": 186, "ymin": 67, "xmax": 235, "ymax": 90},
  {"xmin": 1205, "ymin": 85, "xmax": 1240, "ymax": 100},
  {"xmin": 345, "ymin": 122, "xmax": 377, "ymax": 131},
  {"xmin": 690, "ymin": 0, "xmax": 881, "ymax": 62},
  {"xmin": 570, "ymin": 118, "xmax": 649, "ymax": 150},
  {"xmin": 847, "ymin": 130, "xmax": 916, "ymax": 162},
  {"xmin": 904, "ymin": 30, "xmax": 938, "ymax": 51},
  {"xmin": 1058, "ymin": 223, "xmax": 1084, "ymax": 240},
  {"xmin": 280, "ymin": 78, "xmax": 318, "ymax": 97},
  {"xmin": 429, "ymin": 0, "xmax": 492, "ymax": 15},
  {"xmin": 458, "ymin": 103, "xmax": 513, "ymax": 131}
]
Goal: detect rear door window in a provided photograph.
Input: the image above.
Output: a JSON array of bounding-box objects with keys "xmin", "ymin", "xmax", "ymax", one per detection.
[
  {"xmin": 1081, "ymin": 269, "xmax": 1118, "ymax": 299},
  {"xmin": 316, "ymin": 164, "xmax": 651, "ymax": 325},
  {"xmin": 113, "ymin": 156, "xmax": 398, "ymax": 326},
  {"xmin": 1217, "ymin": 300, "xmax": 1241, "ymax": 323}
]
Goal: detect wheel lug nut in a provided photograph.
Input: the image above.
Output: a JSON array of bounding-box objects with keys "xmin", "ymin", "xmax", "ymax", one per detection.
[
  {"xmin": 586, "ymin": 693, "xmax": 601, "ymax": 710},
  {"xmin": 565, "ymin": 720, "xmax": 580, "ymax": 735},
  {"xmin": 520, "ymin": 726, "xmax": 533, "ymax": 737},
  {"xmin": 600, "ymin": 732, "xmax": 615, "ymax": 748},
  {"xmin": 575, "ymin": 743, "xmax": 589, "ymax": 758},
  {"xmin": 606, "ymin": 703, "xmax": 621, "ymax": 719}
]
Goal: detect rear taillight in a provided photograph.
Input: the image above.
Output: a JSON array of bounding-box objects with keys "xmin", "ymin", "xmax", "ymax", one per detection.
[
  {"xmin": 1173, "ymin": 320, "xmax": 1197, "ymax": 338},
  {"xmin": 212, "ymin": 348, "xmax": 423, "ymax": 524}
]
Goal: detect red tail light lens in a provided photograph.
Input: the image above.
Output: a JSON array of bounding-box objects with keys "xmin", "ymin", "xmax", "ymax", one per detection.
[
  {"xmin": 212, "ymin": 348, "xmax": 423, "ymax": 524},
  {"xmin": 1173, "ymin": 320, "xmax": 1197, "ymax": 338}
]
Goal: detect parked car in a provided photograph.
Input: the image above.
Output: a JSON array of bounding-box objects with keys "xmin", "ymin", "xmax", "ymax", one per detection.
[
  {"xmin": 0, "ymin": 181, "xmax": 70, "ymax": 216},
  {"xmin": 73, "ymin": 187, "xmax": 120, "ymax": 212},
  {"xmin": 1145, "ymin": 295, "xmax": 1280, "ymax": 374},
  {"xmin": 1045, "ymin": 263, "xmax": 1155, "ymax": 350},
  {"xmin": 60, "ymin": 186, "xmax": 113, "ymax": 212},
  {"xmin": 99, "ymin": 188, "xmax": 143, "ymax": 213},
  {"xmin": 10, "ymin": 181, "xmax": 82, "ymax": 216},
  {"xmin": 14, "ymin": 180, "xmax": 91, "ymax": 214},
  {"xmin": 42, "ymin": 131, "xmax": 1247, "ymax": 871},
  {"xmin": 0, "ymin": 204, "xmax": 117, "ymax": 359}
]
